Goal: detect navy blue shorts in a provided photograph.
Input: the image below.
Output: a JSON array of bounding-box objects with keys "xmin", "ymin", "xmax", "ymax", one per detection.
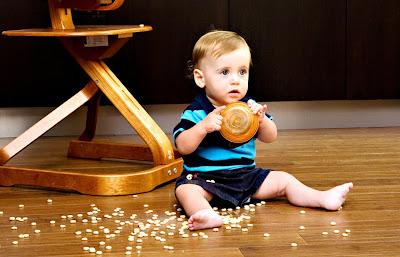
[{"xmin": 175, "ymin": 167, "xmax": 272, "ymax": 208}]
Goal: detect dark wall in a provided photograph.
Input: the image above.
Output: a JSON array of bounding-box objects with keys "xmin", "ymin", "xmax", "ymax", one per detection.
[
  {"xmin": 230, "ymin": 0, "xmax": 347, "ymax": 101},
  {"xmin": 1, "ymin": 0, "xmax": 399, "ymax": 107},
  {"xmin": 347, "ymin": 0, "xmax": 400, "ymax": 99}
]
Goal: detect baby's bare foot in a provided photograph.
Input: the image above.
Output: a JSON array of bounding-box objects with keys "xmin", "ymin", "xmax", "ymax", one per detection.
[
  {"xmin": 188, "ymin": 209, "xmax": 223, "ymax": 231},
  {"xmin": 322, "ymin": 182, "xmax": 353, "ymax": 211}
]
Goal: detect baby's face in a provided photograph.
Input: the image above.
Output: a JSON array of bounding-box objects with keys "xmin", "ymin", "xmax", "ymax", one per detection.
[{"xmin": 198, "ymin": 45, "xmax": 251, "ymax": 107}]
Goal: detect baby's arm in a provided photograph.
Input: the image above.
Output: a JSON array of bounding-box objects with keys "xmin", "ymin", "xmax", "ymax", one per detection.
[
  {"xmin": 247, "ymin": 100, "xmax": 277, "ymax": 143},
  {"xmin": 176, "ymin": 106, "xmax": 226, "ymax": 155}
]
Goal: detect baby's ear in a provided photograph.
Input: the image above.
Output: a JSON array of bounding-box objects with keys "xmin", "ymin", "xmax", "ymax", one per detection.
[{"xmin": 193, "ymin": 69, "xmax": 205, "ymax": 88}]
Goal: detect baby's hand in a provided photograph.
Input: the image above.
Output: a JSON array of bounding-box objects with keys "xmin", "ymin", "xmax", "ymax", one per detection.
[
  {"xmin": 199, "ymin": 105, "xmax": 226, "ymax": 133},
  {"xmin": 247, "ymin": 99, "xmax": 267, "ymax": 123}
]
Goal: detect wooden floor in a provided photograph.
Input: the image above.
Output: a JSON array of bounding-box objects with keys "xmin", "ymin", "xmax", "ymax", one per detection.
[{"xmin": 0, "ymin": 127, "xmax": 399, "ymax": 256}]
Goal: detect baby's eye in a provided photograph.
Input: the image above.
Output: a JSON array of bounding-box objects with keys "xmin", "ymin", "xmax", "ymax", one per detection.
[
  {"xmin": 239, "ymin": 69, "xmax": 247, "ymax": 75},
  {"xmin": 220, "ymin": 70, "xmax": 229, "ymax": 75}
]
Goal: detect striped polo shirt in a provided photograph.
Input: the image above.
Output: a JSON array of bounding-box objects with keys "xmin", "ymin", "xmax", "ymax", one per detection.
[{"xmin": 173, "ymin": 92, "xmax": 273, "ymax": 172}]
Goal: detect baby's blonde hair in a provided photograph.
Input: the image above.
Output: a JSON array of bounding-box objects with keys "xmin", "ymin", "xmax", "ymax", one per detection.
[{"xmin": 191, "ymin": 30, "xmax": 251, "ymax": 70}]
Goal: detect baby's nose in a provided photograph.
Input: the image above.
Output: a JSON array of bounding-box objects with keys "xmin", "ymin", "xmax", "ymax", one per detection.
[{"xmin": 230, "ymin": 74, "xmax": 240, "ymax": 84}]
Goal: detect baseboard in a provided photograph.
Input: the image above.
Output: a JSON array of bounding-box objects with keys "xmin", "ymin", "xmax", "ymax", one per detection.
[{"xmin": 1, "ymin": 99, "xmax": 399, "ymax": 138}]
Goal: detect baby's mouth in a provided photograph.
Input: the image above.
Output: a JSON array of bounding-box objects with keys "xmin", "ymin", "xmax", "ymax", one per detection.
[{"xmin": 229, "ymin": 89, "xmax": 240, "ymax": 96}]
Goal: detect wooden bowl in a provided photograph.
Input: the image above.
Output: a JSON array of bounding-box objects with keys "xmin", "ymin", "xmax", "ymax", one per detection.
[{"xmin": 220, "ymin": 102, "xmax": 259, "ymax": 143}]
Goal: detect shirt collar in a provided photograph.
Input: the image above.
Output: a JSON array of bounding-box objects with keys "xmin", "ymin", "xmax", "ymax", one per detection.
[{"xmin": 194, "ymin": 92, "xmax": 215, "ymax": 114}]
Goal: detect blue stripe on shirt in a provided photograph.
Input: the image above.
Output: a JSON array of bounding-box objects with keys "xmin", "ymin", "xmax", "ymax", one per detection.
[
  {"xmin": 181, "ymin": 109, "xmax": 207, "ymax": 123},
  {"xmin": 195, "ymin": 138, "xmax": 256, "ymax": 161},
  {"xmin": 183, "ymin": 162, "xmax": 255, "ymax": 172}
]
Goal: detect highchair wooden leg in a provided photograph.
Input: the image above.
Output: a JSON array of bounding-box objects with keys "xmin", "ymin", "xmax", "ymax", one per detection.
[
  {"xmin": 0, "ymin": 81, "xmax": 99, "ymax": 166},
  {"xmin": 78, "ymin": 90, "xmax": 103, "ymax": 142},
  {"xmin": 60, "ymin": 37, "xmax": 176, "ymax": 167},
  {"xmin": 0, "ymin": 42, "xmax": 183, "ymax": 195},
  {"xmin": 59, "ymin": 36, "xmax": 183, "ymax": 195}
]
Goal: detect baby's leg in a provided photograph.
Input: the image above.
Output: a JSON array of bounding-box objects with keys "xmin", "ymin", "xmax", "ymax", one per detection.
[
  {"xmin": 175, "ymin": 184, "xmax": 222, "ymax": 230},
  {"xmin": 252, "ymin": 171, "xmax": 353, "ymax": 211}
]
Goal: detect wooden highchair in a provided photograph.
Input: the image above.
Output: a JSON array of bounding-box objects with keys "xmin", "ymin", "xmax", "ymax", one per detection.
[{"xmin": 0, "ymin": 0, "xmax": 183, "ymax": 195}]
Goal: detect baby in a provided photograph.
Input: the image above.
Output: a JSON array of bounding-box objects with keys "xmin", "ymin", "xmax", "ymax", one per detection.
[{"xmin": 173, "ymin": 30, "xmax": 353, "ymax": 231}]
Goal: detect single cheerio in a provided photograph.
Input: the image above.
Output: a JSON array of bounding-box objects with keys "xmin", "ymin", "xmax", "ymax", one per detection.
[{"xmin": 220, "ymin": 102, "xmax": 259, "ymax": 143}]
